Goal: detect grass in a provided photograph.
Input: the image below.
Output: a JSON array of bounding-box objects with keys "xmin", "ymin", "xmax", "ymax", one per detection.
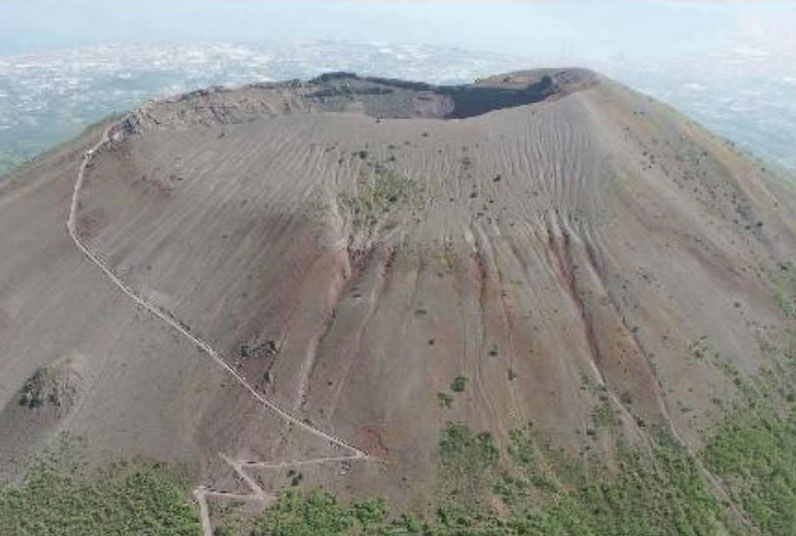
[
  {"xmin": 772, "ymin": 263, "xmax": 796, "ymax": 320},
  {"xmin": 226, "ymin": 490, "xmax": 401, "ymax": 536},
  {"xmin": 213, "ymin": 402, "xmax": 796, "ymax": 536},
  {"xmin": 530, "ymin": 427, "xmax": 720, "ymax": 532},
  {"xmin": 437, "ymin": 421, "xmax": 729, "ymax": 535},
  {"xmin": 688, "ymin": 328, "xmax": 796, "ymax": 535},
  {"xmin": 591, "ymin": 401, "xmax": 620, "ymax": 430},
  {"xmin": 438, "ymin": 422, "xmax": 500, "ymax": 508},
  {"xmin": 222, "ymin": 422, "xmax": 732, "ymax": 536},
  {"xmin": 497, "ymin": 424, "xmax": 728, "ymax": 536},
  {"xmin": 0, "ymin": 435, "xmax": 200, "ymax": 536},
  {"xmin": 252, "ymin": 490, "xmax": 355, "ymax": 536},
  {"xmin": 9, "ymin": 341, "xmax": 794, "ymax": 536},
  {"xmin": 688, "ymin": 336, "xmax": 714, "ymax": 361},
  {"xmin": 340, "ymin": 169, "xmax": 415, "ymax": 233},
  {"xmin": 702, "ymin": 406, "xmax": 796, "ymax": 536}
]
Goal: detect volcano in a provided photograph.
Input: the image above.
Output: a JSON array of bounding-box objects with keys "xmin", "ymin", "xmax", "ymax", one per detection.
[{"xmin": 1, "ymin": 69, "xmax": 794, "ymax": 534}]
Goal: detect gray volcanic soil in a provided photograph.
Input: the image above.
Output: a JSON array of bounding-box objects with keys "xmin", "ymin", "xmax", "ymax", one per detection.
[{"xmin": 1, "ymin": 69, "xmax": 795, "ymax": 517}]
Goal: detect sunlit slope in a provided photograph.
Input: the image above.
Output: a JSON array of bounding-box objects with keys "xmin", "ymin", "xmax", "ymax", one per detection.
[
  {"xmin": 2, "ymin": 70, "xmax": 794, "ymax": 512},
  {"xmin": 66, "ymin": 71, "xmax": 796, "ymax": 501}
]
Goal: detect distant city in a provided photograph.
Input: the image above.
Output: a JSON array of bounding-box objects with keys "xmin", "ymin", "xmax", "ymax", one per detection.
[{"xmin": 1, "ymin": 40, "xmax": 794, "ymax": 177}]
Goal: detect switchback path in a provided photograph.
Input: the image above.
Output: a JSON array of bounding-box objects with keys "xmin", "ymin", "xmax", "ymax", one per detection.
[{"xmin": 67, "ymin": 119, "xmax": 370, "ymax": 536}]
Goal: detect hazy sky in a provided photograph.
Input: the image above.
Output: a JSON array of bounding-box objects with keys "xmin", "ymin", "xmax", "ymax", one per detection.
[{"xmin": 2, "ymin": 1, "xmax": 794, "ymax": 61}]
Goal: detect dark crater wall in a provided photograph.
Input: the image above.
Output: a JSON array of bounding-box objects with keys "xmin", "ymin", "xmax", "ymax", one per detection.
[
  {"xmin": 303, "ymin": 68, "xmax": 594, "ymax": 119},
  {"xmin": 437, "ymin": 75, "xmax": 555, "ymax": 118}
]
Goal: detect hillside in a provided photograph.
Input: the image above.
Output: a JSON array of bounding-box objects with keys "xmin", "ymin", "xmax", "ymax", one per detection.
[{"xmin": 1, "ymin": 69, "xmax": 795, "ymax": 535}]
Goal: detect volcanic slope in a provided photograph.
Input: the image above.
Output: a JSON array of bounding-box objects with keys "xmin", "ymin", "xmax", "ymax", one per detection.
[{"xmin": 1, "ymin": 69, "xmax": 795, "ymax": 526}]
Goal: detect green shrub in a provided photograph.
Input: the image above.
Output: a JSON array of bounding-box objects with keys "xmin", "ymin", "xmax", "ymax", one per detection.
[
  {"xmin": 450, "ymin": 376, "xmax": 468, "ymax": 393},
  {"xmin": 702, "ymin": 407, "xmax": 796, "ymax": 536},
  {"xmin": 251, "ymin": 489, "xmax": 353, "ymax": 536},
  {"xmin": 0, "ymin": 437, "xmax": 199, "ymax": 536},
  {"xmin": 437, "ymin": 392, "xmax": 454, "ymax": 408},
  {"xmin": 340, "ymin": 170, "xmax": 415, "ymax": 232},
  {"xmin": 439, "ymin": 422, "xmax": 500, "ymax": 508}
]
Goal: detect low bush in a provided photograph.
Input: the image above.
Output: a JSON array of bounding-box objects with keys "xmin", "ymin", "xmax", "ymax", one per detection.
[{"xmin": 0, "ymin": 436, "xmax": 199, "ymax": 536}]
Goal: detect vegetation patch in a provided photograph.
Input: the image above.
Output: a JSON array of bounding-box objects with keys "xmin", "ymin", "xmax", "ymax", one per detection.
[
  {"xmin": 13, "ymin": 353, "xmax": 793, "ymax": 536},
  {"xmin": 0, "ymin": 435, "xmax": 200, "ymax": 536},
  {"xmin": 438, "ymin": 422, "xmax": 500, "ymax": 508},
  {"xmin": 213, "ymin": 490, "xmax": 399, "ymax": 536},
  {"xmin": 702, "ymin": 406, "xmax": 796, "ymax": 536},
  {"xmin": 698, "ymin": 331, "xmax": 796, "ymax": 535},
  {"xmin": 591, "ymin": 400, "xmax": 620, "ymax": 431},
  {"xmin": 340, "ymin": 169, "xmax": 416, "ymax": 234},
  {"xmin": 449, "ymin": 375, "xmax": 468, "ymax": 393},
  {"xmin": 252, "ymin": 490, "xmax": 355, "ymax": 536},
  {"xmin": 436, "ymin": 392, "xmax": 454, "ymax": 408},
  {"xmin": 214, "ymin": 406, "xmax": 796, "ymax": 536},
  {"xmin": 688, "ymin": 336, "xmax": 715, "ymax": 361},
  {"xmin": 219, "ymin": 422, "xmax": 733, "ymax": 536},
  {"xmin": 17, "ymin": 357, "xmax": 83, "ymax": 411},
  {"xmin": 772, "ymin": 262, "xmax": 796, "ymax": 320}
]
